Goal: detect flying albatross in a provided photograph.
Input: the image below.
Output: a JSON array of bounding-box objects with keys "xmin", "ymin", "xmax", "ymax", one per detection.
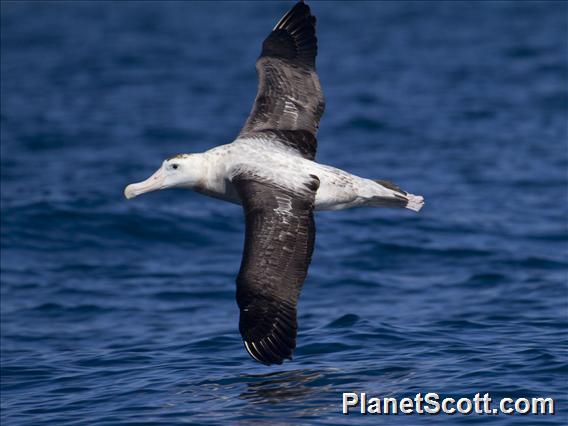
[{"xmin": 125, "ymin": 0, "xmax": 424, "ymax": 365}]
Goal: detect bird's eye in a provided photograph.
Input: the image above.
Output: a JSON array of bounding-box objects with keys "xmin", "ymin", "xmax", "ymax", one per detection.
[{"xmin": 172, "ymin": 164, "xmax": 179, "ymax": 170}]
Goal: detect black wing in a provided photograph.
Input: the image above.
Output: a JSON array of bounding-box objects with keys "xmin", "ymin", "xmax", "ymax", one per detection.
[
  {"xmin": 239, "ymin": 1, "xmax": 325, "ymax": 161},
  {"xmin": 233, "ymin": 173, "xmax": 319, "ymax": 365}
]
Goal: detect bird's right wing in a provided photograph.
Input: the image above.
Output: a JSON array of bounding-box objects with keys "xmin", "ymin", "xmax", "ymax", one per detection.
[
  {"xmin": 239, "ymin": 1, "xmax": 325, "ymax": 161},
  {"xmin": 232, "ymin": 172, "xmax": 319, "ymax": 365}
]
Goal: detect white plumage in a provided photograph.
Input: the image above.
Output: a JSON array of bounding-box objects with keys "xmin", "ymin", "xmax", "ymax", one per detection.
[{"xmin": 139, "ymin": 138, "xmax": 424, "ymax": 212}]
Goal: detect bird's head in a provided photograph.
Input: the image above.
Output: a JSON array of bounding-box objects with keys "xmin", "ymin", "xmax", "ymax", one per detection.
[{"xmin": 124, "ymin": 154, "xmax": 204, "ymax": 199}]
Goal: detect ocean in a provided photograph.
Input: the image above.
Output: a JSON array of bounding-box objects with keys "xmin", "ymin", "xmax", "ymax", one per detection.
[{"xmin": 1, "ymin": 1, "xmax": 567, "ymax": 424}]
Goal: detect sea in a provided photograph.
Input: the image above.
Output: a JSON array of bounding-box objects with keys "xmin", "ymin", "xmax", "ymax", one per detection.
[{"xmin": 1, "ymin": 1, "xmax": 567, "ymax": 424}]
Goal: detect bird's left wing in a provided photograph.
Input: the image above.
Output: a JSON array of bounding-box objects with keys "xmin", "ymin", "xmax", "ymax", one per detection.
[
  {"xmin": 232, "ymin": 172, "xmax": 319, "ymax": 365},
  {"xmin": 239, "ymin": 1, "xmax": 325, "ymax": 161}
]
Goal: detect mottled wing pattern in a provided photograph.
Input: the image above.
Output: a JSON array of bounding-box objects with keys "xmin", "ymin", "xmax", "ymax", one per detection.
[
  {"xmin": 232, "ymin": 173, "xmax": 319, "ymax": 365},
  {"xmin": 240, "ymin": 1, "xmax": 325, "ymax": 160}
]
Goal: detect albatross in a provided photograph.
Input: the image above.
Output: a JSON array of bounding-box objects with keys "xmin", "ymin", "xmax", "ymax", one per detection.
[{"xmin": 125, "ymin": 0, "xmax": 424, "ymax": 365}]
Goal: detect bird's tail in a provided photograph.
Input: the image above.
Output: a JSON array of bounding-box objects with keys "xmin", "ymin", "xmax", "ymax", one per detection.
[
  {"xmin": 369, "ymin": 180, "xmax": 424, "ymax": 212},
  {"xmin": 404, "ymin": 193, "xmax": 425, "ymax": 212}
]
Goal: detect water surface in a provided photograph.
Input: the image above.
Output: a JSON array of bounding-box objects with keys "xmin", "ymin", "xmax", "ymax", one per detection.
[{"xmin": 1, "ymin": 1, "xmax": 567, "ymax": 424}]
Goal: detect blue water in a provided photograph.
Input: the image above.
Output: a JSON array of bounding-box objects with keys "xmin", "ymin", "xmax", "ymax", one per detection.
[{"xmin": 1, "ymin": 1, "xmax": 567, "ymax": 424}]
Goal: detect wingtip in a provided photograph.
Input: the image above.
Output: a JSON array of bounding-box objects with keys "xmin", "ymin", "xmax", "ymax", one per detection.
[
  {"xmin": 272, "ymin": 0, "xmax": 314, "ymax": 32},
  {"xmin": 244, "ymin": 340, "xmax": 282, "ymax": 365},
  {"xmin": 243, "ymin": 337, "xmax": 294, "ymax": 366},
  {"xmin": 244, "ymin": 341, "xmax": 268, "ymax": 365}
]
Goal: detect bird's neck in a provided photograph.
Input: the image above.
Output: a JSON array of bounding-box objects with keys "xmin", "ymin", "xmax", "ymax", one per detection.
[{"xmin": 189, "ymin": 148, "xmax": 241, "ymax": 204}]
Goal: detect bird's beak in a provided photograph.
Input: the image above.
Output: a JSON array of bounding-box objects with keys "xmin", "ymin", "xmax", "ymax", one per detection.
[{"xmin": 124, "ymin": 167, "xmax": 165, "ymax": 199}]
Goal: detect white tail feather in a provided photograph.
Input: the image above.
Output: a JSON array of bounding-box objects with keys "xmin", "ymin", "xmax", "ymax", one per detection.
[{"xmin": 405, "ymin": 193, "xmax": 424, "ymax": 212}]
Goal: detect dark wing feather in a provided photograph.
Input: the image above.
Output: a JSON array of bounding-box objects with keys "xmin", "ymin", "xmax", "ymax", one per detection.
[
  {"xmin": 233, "ymin": 173, "xmax": 319, "ymax": 365},
  {"xmin": 240, "ymin": 1, "xmax": 325, "ymax": 160}
]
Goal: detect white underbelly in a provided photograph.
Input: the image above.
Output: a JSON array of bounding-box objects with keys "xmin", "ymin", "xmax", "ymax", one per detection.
[
  {"xmin": 204, "ymin": 142, "xmax": 376, "ymax": 210},
  {"xmin": 308, "ymin": 163, "xmax": 369, "ymax": 211}
]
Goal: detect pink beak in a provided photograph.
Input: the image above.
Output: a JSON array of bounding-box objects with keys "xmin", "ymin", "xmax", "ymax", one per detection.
[{"xmin": 124, "ymin": 167, "xmax": 165, "ymax": 199}]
